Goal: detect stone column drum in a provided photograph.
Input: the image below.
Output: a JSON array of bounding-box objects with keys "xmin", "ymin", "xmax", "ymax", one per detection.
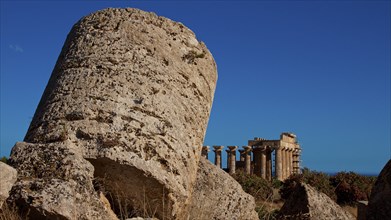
[
  {"xmin": 238, "ymin": 149, "xmax": 245, "ymax": 162},
  {"xmin": 275, "ymin": 148, "xmax": 283, "ymax": 180},
  {"xmin": 243, "ymin": 146, "xmax": 252, "ymax": 175},
  {"xmin": 226, "ymin": 149, "xmax": 231, "ymax": 170},
  {"xmin": 202, "ymin": 146, "xmax": 210, "ymax": 159},
  {"xmin": 288, "ymin": 149, "xmax": 292, "ymax": 177},
  {"xmin": 253, "ymin": 148, "xmax": 262, "ymax": 176},
  {"xmin": 283, "ymin": 148, "xmax": 288, "ymax": 179},
  {"xmin": 266, "ymin": 150, "xmax": 272, "ymax": 181},
  {"xmin": 260, "ymin": 149, "xmax": 267, "ymax": 179},
  {"xmin": 228, "ymin": 146, "xmax": 238, "ymax": 174},
  {"xmin": 214, "ymin": 146, "xmax": 224, "ymax": 168},
  {"xmin": 12, "ymin": 8, "xmax": 217, "ymax": 220}
]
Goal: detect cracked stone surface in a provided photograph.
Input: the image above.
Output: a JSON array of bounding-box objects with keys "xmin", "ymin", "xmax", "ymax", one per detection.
[
  {"xmin": 189, "ymin": 157, "xmax": 258, "ymax": 220},
  {"xmin": 279, "ymin": 183, "xmax": 354, "ymax": 220},
  {"xmin": 9, "ymin": 141, "xmax": 118, "ymax": 220},
  {"xmin": 10, "ymin": 8, "xmax": 217, "ymax": 219},
  {"xmin": 0, "ymin": 161, "xmax": 17, "ymax": 208}
]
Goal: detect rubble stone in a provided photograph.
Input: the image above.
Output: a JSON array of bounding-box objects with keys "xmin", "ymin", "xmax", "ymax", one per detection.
[
  {"xmin": 0, "ymin": 161, "xmax": 17, "ymax": 208},
  {"xmin": 10, "ymin": 7, "xmax": 217, "ymax": 219},
  {"xmin": 279, "ymin": 183, "xmax": 354, "ymax": 220}
]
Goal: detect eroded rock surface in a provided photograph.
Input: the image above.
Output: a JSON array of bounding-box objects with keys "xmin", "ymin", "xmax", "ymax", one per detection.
[
  {"xmin": 0, "ymin": 161, "xmax": 17, "ymax": 208},
  {"xmin": 279, "ymin": 183, "xmax": 354, "ymax": 220},
  {"xmin": 189, "ymin": 157, "xmax": 258, "ymax": 220},
  {"xmin": 366, "ymin": 159, "xmax": 391, "ymax": 220},
  {"xmin": 8, "ymin": 142, "xmax": 118, "ymax": 220},
  {"xmin": 9, "ymin": 7, "xmax": 217, "ymax": 219}
]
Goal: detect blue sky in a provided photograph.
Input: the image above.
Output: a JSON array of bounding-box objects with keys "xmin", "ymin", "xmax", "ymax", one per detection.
[{"xmin": 1, "ymin": 1, "xmax": 390, "ymax": 174}]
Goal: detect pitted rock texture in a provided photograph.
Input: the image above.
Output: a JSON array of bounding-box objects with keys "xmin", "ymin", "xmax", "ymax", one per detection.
[
  {"xmin": 11, "ymin": 8, "xmax": 217, "ymax": 219},
  {"xmin": 189, "ymin": 158, "xmax": 258, "ymax": 220},
  {"xmin": 9, "ymin": 142, "xmax": 118, "ymax": 220},
  {"xmin": 0, "ymin": 161, "xmax": 17, "ymax": 208},
  {"xmin": 366, "ymin": 159, "xmax": 391, "ymax": 220},
  {"xmin": 279, "ymin": 183, "xmax": 354, "ymax": 220}
]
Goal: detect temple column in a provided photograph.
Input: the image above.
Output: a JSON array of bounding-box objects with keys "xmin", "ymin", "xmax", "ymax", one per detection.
[
  {"xmin": 243, "ymin": 146, "xmax": 252, "ymax": 175},
  {"xmin": 226, "ymin": 149, "xmax": 231, "ymax": 170},
  {"xmin": 288, "ymin": 149, "xmax": 293, "ymax": 177},
  {"xmin": 281, "ymin": 148, "xmax": 286, "ymax": 180},
  {"xmin": 266, "ymin": 149, "xmax": 272, "ymax": 181},
  {"xmin": 213, "ymin": 146, "xmax": 224, "ymax": 168},
  {"xmin": 253, "ymin": 148, "xmax": 262, "ymax": 176},
  {"xmin": 228, "ymin": 146, "xmax": 238, "ymax": 174},
  {"xmin": 238, "ymin": 149, "xmax": 245, "ymax": 162},
  {"xmin": 275, "ymin": 147, "xmax": 282, "ymax": 180},
  {"xmin": 285, "ymin": 149, "xmax": 290, "ymax": 178},
  {"xmin": 291, "ymin": 149, "xmax": 295, "ymax": 174},
  {"xmin": 260, "ymin": 148, "xmax": 267, "ymax": 179},
  {"xmin": 201, "ymin": 146, "xmax": 210, "ymax": 159}
]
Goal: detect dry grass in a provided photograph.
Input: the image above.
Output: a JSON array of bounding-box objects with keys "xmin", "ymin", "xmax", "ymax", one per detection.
[
  {"xmin": 95, "ymin": 177, "xmax": 169, "ymax": 220},
  {"xmin": 255, "ymin": 190, "xmax": 283, "ymax": 220},
  {"xmin": 0, "ymin": 203, "xmax": 23, "ymax": 220}
]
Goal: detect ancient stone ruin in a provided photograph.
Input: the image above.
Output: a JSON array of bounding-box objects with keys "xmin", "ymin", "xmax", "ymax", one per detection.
[
  {"xmin": 202, "ymin": 132, "xmax": 301, "ymax": 181},
  {"xmin": 0, "ymin": 162, "xmax": 17, "ymax": 208},
  {"xmin": 279, "ymin": 183, "xmax": 354, "ymax": 220},
  {"xmin": 6, "ymin": 8, "xmax": 258, "ymax": 220},
  {"xmin": 189, "ymin": 157, "xmax": 258, "ymax": 220},
  {"xmin": 366, "ymin": 159, "xmax": 391, "ymax": 219}
]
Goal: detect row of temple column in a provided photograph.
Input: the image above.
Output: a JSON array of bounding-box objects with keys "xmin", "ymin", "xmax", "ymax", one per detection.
[
  {"xmin": 252, "ymin": 147, "xmax": 301, "ymax": 181},
  {"xmin": 201, "ymin": 145, "xmax": 301, "ymax": 181},
  {"xmin": 201, "ymin": 145, "xmax": 252, "ymax": 175}
]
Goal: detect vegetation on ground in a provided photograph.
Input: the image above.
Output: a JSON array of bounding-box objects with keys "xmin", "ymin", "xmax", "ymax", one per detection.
[
  {"xmin": 280, "ymin": 168, "xmax": 336, "ymax": 201},
  {"xmin": 232, "ymin": 170, "xmax": 280, "ymax": 219},
  {"xmin": 0, "ymin": 203, "xmax": 24, "ymax": 220},
  {"xmin": 0, "ymin": 156, "xmax": 8, "ymax": 164},
  {"xmin": 330, "ymin": 171, "xmax": 376, "ymax": 205},
  {"xmin": 233, "ymin": 167, "xmax": 377, "ymax": 219},
  {"xmin": 279, "ymin": 168, "xmax": 376, "ymax": 205},
  {"xmin": 232, "ymin": 170, "xmax": 274, "ymax": 201}
]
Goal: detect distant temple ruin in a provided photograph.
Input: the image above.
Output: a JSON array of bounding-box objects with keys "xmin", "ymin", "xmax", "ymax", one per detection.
[{"xmin": 202, "ymin": 133, "xmax": 302, "ymax": 181}]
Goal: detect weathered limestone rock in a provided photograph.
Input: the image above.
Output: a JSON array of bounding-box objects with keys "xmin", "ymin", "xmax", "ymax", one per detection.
[
  {"xmin": 10, "ymin": 7, "xmax": 217, "ymax": 219},
  {"xmin": 279, "ymin": 183, "xmax": 354, "ymax": 220},
  {"xmin": 366, "ymin": 159, "xmax": 391, "ymax": 220},
  {"xmin": 0, "ymin": 161, "xmax": 17, "ymax": 208},
  {"xmin": 9, "ymin": 142, "xmax": 118, "ymax": 220},
  {"xmin": 189, "ymin": 157, "xmax": 258, "ymax": 220}
]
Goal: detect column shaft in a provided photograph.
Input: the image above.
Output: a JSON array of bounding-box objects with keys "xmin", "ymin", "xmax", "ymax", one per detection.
[
  {"xmin": 228, "ymin": 146, "xmax": 238, "ymax": 174},
  {"xmin": 253, "ymin": 148, "xmax": 262, "ymax": 176},
  {"xmin": 288, "ymin": 150, "xmax": 292, "ymax": 177},
  {"xmin": 260, "ymin": 149, "xmax": 267, "ymax": 179},
  {"xmin": 275, "ymin": 148, "xmax": 282, "ymax": 180},
  {"xmin": 243, "ymin": 146, "xmax": 252, "ymax": 175},
  {"xmin": 283, "ymin": 149, "xmax": 287, "ymax": 179},
  {"xmin": 284, "ymin": 148, "xmax": 289, "ymax": 180},
  {"xmin": 213, "ymin": 146, "xmax": 224, "ymax": 168},
  {"xmin": 201, "ymin": 146, "xmax": 210, "ymax": 159},
  {"xmin": 266, "ymin": 150, "xmax": 272, "ymax": 181},
  {"xmin": 226, "ymin": 150, "xmax": 230, "ymax": 170},
  {"xmin": 239, "ymin": 150, "xmax": 245, "ymax": 162}
]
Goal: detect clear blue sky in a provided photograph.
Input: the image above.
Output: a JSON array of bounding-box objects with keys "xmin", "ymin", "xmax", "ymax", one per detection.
[{"xmin": 1, "ymin": 1, "xmax": 390, "ymax": 174}]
